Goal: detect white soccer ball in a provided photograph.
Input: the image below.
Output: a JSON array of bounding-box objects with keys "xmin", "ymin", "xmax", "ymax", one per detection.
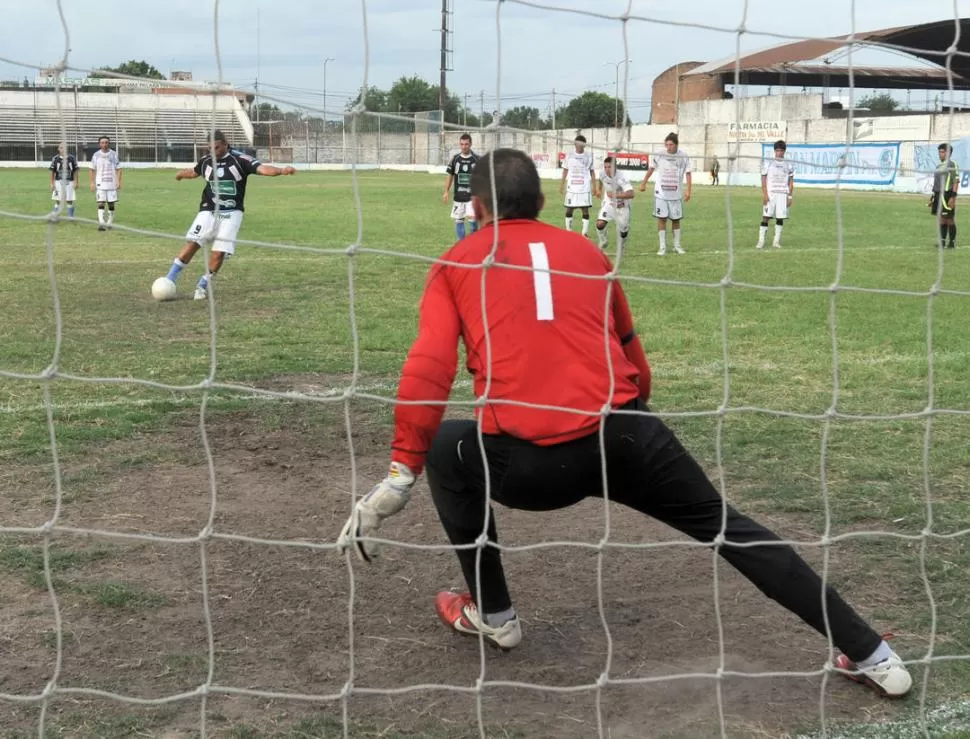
[{"xmin": 151, "ymin": 277, "xmax": 177, "ymax": 301}]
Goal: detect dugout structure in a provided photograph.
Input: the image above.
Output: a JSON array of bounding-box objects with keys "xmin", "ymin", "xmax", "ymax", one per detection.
[{"xmin": 0, "ymin": 83, "xmax": 254, "ymax": 164}]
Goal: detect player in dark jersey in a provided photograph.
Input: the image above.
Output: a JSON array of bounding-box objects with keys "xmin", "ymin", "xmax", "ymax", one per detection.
[
  {"xmin": 442, "ymin": 133, "xmax": 479, "ymax": 240},
  {"xmin": 930, "ymin": 143, "xmax": 959, "ymax": 248},
  {"xmin": 49, "ymin": 144, "xmax": 79, "ymax": 218},
  {"xmin": 159, "ymin": 130, "xmax": 295, "ymax": 300},
  {"xmin": 337, "ymin": 148, "xmax": 912, "ymax": 699}
]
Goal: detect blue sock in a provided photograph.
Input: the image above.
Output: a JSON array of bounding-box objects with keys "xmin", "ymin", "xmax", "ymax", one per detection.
[
  {"xmin": 455, "ymin": 221, "xmax": 466, "ymax": 240},
  {"xmin": 67, "ymin": 204, "xmax": 75, "ymax": 217},
  {"xmin": 469, "ymin": 221, "xmax": 479, "ymax": 234},
  {"xmin": 166, "ymin": 259, "xmax": 185, "ymax": 282},
  {"xmin": 196, "ymin": 273, "xmax": 209, "ymax": 290}
]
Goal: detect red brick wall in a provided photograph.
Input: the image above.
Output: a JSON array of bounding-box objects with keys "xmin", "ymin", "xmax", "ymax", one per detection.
[{"xmin": 651, "ymin": 62, "xmax": 724, "ymax": 124}]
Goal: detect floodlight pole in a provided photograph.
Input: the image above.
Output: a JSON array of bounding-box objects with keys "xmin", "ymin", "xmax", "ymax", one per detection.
[
  {"xmin": 323, "ymin": 57, "xmax": 335, "ymax": 123},
  {"xmin": 605, "ymin": 58, "xmax": 632, "ymax": 129}
]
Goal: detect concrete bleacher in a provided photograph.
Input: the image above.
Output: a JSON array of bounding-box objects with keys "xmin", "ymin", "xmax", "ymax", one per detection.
[{"xmin": 0, "ymin": 89, "xmax": 253, "ymax": 162}]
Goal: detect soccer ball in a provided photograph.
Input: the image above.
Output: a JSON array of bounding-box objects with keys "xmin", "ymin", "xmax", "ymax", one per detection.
[{"xmin": 151, "ymin": 277, "xmax": 177, "ymax": 301}]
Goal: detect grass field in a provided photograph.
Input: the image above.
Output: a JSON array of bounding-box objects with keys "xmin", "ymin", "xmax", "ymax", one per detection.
[{"xmin": 0, "ymin": 167, "xmax": 969, "ymax": 738}]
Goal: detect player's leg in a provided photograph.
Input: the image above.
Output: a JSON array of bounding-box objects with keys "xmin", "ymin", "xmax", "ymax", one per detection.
[
  {"xmin": 451, "ymin": 202, "xmax": 466, "ymax": 240},
  {"xmin": 595, "ymin": 204, "xmax": 612, "ymax": 250},
  {"xmin": 655, "ymin": 198, "xmax": 669, "ymax": 255},
  {"xmin": 169, "ymin": 212, "xmax": 212, "ymax": 283},
  {"xmin": 105, "ymin": 190, "xmax": 117, "ymax": 228},
  {"xmin": 195, "ymin": 212, "xmax": 241, "ymax": 300},
  {"xmin": 96, "ymin": 190, "xmax": 107, "ymax": 230},
  {"xmin": 426, "ymin": 420, "xmax": 598, "ymax": 649},
  {"xmin": 564, "ymin": 204, "xmax": 575, "ymax": 231},
  {"xmin": 601, "ymin": 404, "xmax": 911, "ymax": 696},
  {"xmin": 772, "ymin": 195, "xmax": 788, "ymax": 247},
  {"xmin": 425, "ymin": 420, "xmax": 519, "ymax": 647},
  {"xmin": 580, "ymin": 205, "xmax": 591, "ymax": 237},
  {"xmin": 468, "ymin": 217, "xmax": 479, "ymax": 235},
  {"xmin": 616, "ymin": 207, "xmax": 631, "ymax": 252},
  {"xmin": 757, "ymin": 200, "xmax": 774, "ymax": 248},
  {"xmin": 670, "ymin": 200, "xmax": 685, "ymax": 254},
  {"xmin": 943, "ymin": 195, "xmax": 956, "ymax": 247}
]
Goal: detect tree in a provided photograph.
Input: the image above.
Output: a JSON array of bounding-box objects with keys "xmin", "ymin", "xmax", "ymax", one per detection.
[
  {"xmin": 499, "ymin": 106, "xmax": 549, "ymax": 130},
  {"xmin": 387, "ymin": 75, "xmax": 439, "ymax": 113},
  {"xmin": 556, "ymin": 91, "xmax": 628, "ymax": 129},
  {"xmin": 98, "ymin": 60, "xmax": 164, "ymax": 80},
  {"xmin": 857, "ymin": 93, "xmax": 899, "ymax": 114}
]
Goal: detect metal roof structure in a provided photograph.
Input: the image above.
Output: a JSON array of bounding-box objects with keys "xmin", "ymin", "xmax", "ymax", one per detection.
[{"xmin": 683, "ymin": 18, "xmax": 970, "ymax": 90}]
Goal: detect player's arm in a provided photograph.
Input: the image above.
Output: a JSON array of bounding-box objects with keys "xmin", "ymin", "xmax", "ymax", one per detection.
[
  {"xmin": 616, "ymin": 184, "xmax": 635, "ymax": 201},
  {"xmin": 88, "ymin": 159, "xmax": 96, "ymax": 190},
  {"xmin": 338, "ymin": 264, "xmax": 461, "ymax": 562},
  {"xmin": 761, "ymin": 171, "xmax": 769, "ymax": 205},
  {"xmin": 559, "ymin": 161, "xmax": 568, "ymax": 193},
  {"xmin": 609, "ymin": 276, "xmax": 651, "ymax": 402},
  {"xmin": 638, "ymin": 164, "xmax": 655, "ymax": 192},
  {"xmin": 442, "ymin": 173, "xmax": 454, "ymax": 203},
  {"xmin": 590, "ymin": 165, "xmax": 600, "ymax": 198},
  {"xmin": 787, "ymin": 172, "xmax": 794, "ymax": 202},
  {"xmin": 175, "ymin": 168, "xmax": 200, "ymax": 181},
  {"xmin": 115, "ymin": 160, "xmax": 123, "ymax": 190},
  {"xmin": 684, "ymin": 170, "xmax": 692, "ymax": 202},
  {"xmin": 256, "ymin": 163, "xmax": 296, "ymax": 176},
  {"xmin": 49, "ymin": 159, "xmax": 56, "ymax": 189}
]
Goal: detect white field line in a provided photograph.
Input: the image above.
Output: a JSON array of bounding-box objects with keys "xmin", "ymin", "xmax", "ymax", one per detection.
[{"xmin": 2, "ymin": 349, "xmax": 968, "ymax": 416}]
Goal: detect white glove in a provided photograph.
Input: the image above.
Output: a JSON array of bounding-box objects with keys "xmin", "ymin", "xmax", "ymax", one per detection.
[{"xmin": 337, "ymin": 462, "xmax": 415, "ymax": 562}]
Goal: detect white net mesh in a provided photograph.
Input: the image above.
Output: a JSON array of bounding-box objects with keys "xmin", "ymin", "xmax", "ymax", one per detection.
[{"xmin": 1, "ymin": 0, "xmax": 970, "ymax": 737}]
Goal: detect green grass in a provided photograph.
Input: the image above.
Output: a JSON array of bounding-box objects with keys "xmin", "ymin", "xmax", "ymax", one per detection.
[{"xmin": 1, "ymin": 168, "xmax": 969, "ymax": 736}]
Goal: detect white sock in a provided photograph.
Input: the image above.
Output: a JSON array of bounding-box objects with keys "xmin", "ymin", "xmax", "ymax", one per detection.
[
  {"xmin": 97, "ymin": 209, "xmax": 105, "ymax": 224},
  {"xmin": 107, "ymin": 209, "xmax": 115, "ymax": 224},
  {"xmin": 658, "ymin": 230, "xmax": 667, "ymax": 250},
  {"xmin": 484, "ymin": 607, "xmax": 516, "ymax": 627},
  {"xmin": 564, "ymin": 217, "xmax": 571, "ymax": 230},
  {"xmin": 673, "ymin": 229, "xmax": 682, "ymax": 248},
  {"xmin": 597, "ymin": 227, "xmax": 608, "ymax": 248},
  {"xmin": 581, "ymin": 218, "xmax": 590, "ymax": 236},
  {"xmin": 758, "ymin": 225, "xmax": 768, "ymax": 243},
  {"xmin": 617, "ymin": 233, "xmax": 626, "ymax": 251},
  {"xmin": 857, "ymin": 640, "xmax": 893, "ymax": 668},
  {"xmin": 774, "ymin": 224, "xmax": 783, "ymax": 243}
]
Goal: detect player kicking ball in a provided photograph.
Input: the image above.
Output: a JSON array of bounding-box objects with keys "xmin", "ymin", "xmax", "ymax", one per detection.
[
  {"xmin": 160, "ymin": 130, "xmax": 295, "ymax": 300},
  {"xmin": 595, "ymin": 155, "xmax": 635, "ymax": 252},
  {"xmin": 640, "ymin": 132, "xmax": 691, "ymax": 255},
  {"xmin": 338, "ymin": 148, "xmax": 912, "ymax": 700},
  {"xmin": 757, "ymin": 140, "xmax": 795, "ymax": 249}
]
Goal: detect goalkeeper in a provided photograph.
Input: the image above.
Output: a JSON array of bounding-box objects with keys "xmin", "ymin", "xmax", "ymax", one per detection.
[{"xmin": 338, "ymin": 148, "xmax": 912, "ymax": 699}]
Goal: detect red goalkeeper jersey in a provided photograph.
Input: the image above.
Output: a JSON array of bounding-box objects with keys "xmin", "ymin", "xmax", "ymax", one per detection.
[{"xmin": 391, "ymin": 219, "xmax": 652, "ymax": 474}]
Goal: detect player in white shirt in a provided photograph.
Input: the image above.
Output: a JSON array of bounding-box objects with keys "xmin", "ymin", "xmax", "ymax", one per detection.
[
  {"xmin": 757, "ymin": 139, "xmax": 795, "ymax": 249},
  {"xmin": 559, "ymin": 134, "xmax": 599, "ymax": 237},
  {"xmin": 639, "ymin": 132, "xmax": 692, "ymax": 255},
  {"xmin": 595, "ymin": 156, "xmax": 635, "ymax": 252},
  {"xmin": 89, "ymin": 136, "xmax": 122, "ymax": 231}
]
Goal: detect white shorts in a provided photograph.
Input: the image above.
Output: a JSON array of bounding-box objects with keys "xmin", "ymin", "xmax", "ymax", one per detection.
[
  {"xmin": 450, "ymin": 201, "xmax": 476, "ymax": 221},
  {"xmin": 52, "ymin": 182, "xmax": 76, "ymax": 201},
  {"xmin": 565, "ymin": 190, "xmax": 593, "ymax": 208},
  {"xmin": 96, "ymin": 188, "xmax": 118, "ymax": 203},
  {"xmin": 763, "ymin": 192, "xmax": 790, "ymax": 220},
  {"xmin": 185, "ymin": 210, "xmax": 244, "ymax": 254},
  {"xmin": 654, "ymin": 197, "xmax": 683, "ymax": 221},
  {"xmin": 597, "ymin": 201, "xmax": 631, "ymax": 232}
]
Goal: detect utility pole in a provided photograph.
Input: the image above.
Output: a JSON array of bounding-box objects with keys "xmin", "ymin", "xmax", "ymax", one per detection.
[
  {"xmin": 464, "ymin": 92, "xmax": 469, "ymax": 127},
  {"xmin": 480, "ymin": 89, "xmax": 485, "ymax": 123}
]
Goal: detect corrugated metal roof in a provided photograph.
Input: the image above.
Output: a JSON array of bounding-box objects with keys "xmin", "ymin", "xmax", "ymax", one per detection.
[{"xmin": 684, "ymin": 19, "xmax": 970, "ymax": 78}]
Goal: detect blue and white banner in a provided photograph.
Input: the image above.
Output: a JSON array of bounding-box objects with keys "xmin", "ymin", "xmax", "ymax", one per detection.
[
  {"xmin": 761, "ymin": 142, "xmax": 900, "ymax": 186},
  {"xmin": 914, "ymin": 139, "xmax": 970, "ymax": 192}
]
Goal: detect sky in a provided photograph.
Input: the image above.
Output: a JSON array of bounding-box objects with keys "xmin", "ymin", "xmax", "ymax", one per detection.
[{"xmin": 0, "ymin": 0, "xmax": 966, "ymax": 122}]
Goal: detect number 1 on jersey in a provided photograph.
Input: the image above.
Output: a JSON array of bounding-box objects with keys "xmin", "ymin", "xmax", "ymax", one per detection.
[{"xmin": 528, "ymin": 242, "xmax": 554, "ymax": 321}]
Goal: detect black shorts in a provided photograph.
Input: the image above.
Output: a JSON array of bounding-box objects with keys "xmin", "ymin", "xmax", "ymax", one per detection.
[{"xmin": 931, "ymin": 191, "xmax": 956, "ymax": 217}]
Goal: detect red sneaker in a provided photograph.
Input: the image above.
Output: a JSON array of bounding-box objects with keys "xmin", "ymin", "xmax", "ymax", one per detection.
[{"xmin": 434, "ymin": 591, "xmax": 521, "ymax": 651}]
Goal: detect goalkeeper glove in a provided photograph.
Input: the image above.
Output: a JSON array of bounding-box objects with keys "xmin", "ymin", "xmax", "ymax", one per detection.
[{"xmin": 337, "ymin": 462, "xmax": 415, "ymax": 562}]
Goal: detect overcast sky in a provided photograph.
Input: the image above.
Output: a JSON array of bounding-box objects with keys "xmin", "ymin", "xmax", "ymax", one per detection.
[{"xmin": 0, "ymin": 0, "xmax": 966, "ymax": 121}]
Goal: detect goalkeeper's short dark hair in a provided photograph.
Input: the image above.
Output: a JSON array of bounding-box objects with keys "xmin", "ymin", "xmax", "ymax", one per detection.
[
  {"xmin": 774, "ymin": 139, "xmax": 787, "ymax": 151},
  {"xmin": 471, "ymin": 148, "xmax": 542, "ymax": 221}
]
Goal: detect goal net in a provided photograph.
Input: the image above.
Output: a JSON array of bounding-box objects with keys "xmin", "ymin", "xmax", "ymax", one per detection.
[{"xmin": 0, "ymin": 1, "xmax": 968, "ymax": 737}]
